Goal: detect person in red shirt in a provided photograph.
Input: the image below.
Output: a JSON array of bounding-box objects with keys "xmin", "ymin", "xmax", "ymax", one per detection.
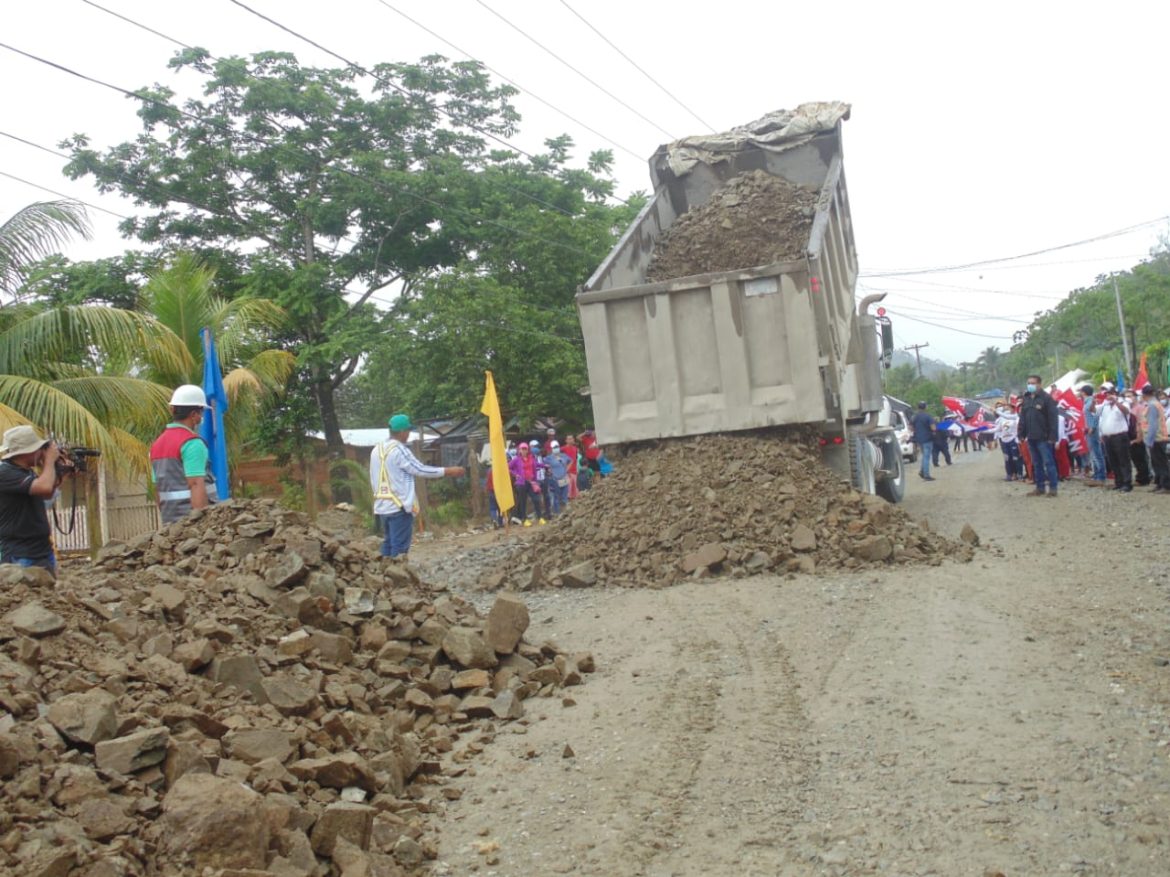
[{"xmin": 579, "ymin": 429, "xmax": 602, "ymax": 473}]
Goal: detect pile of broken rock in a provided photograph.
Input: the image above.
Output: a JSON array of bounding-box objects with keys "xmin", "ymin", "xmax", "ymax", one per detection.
[
  {"xmin": 0, "ymin": 499, "xmax": 591, "ymax": 876},
  {"xmin": 485, "ymin": 431, "xmax": 972, "ymax": 590}
]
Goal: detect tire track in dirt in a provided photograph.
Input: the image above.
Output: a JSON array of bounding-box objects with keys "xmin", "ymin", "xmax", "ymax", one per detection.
[{"xmin": 611, "ymin": 588, "xmax": 817, "ymax": 876}]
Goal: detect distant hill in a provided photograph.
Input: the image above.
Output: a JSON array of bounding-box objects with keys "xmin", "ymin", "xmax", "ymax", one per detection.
[{"xmin": 891, "ymin": 349, "xmax": 954, "ymax": 380}]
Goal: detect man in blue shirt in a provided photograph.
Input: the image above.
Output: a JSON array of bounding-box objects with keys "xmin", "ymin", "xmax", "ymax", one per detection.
[{"xmin": 911, "ymin": 401, "xmax": 937, "ymax": 481}]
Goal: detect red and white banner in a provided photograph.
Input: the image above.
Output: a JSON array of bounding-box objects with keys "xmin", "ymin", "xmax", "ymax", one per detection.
[{"xmin": 1054, "ymin": 388, "xmax": 1086, "ymax": 455}]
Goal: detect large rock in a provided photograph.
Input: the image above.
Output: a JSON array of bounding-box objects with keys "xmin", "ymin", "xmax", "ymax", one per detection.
[
  {"xmin": 441, "ymin": 627, "xmax": 498, "ymax": 670},
  {"xmin": 851, "ymin": 535, "xmax": 893, "ymax": 562},
  {"xmin": 266, "ymin": 552, "xmax": 308, "ymax": 588},
  {"xmin": 558, "ymin": 560, "xmax": 597, "ymax": 588},
  {"xmin": 310, "ymin": 802, "xmax": 375, "ymax": 856},
  {"xmin": 46, "ymin": 689, "xmax": 119, "ymax": 746},
  {"xmin": 288, "ymin": 753, "xmax": 376, "ymax": 792},
  {"xmin": 208, "ymin": 655, "xmax": 268, "ymax": 704},
  {"xmin": 0, "ymin": 734, "xmax": 21, "ymax": 778},
  {"xmin": 223, "ymin": 728, "xmax": 295, "ymax": 765},
  {"xmin": 5, "ymin": 602, "xmax": 66, "ymax": 637},
  {"xmin": 0, "ymin": 564, "xmax": 56, "ymax": 587},
  {"xmin": 95, "ymin": 727, "xmax": 170, "ymax": 774},
  {"xmin": 263, "ymin": 676, "xmax": 320, "ymax": 717},
  {"xmin": 161, "ymin": 773, "xmax": 270, "ymax": 871},
  {"xmin": 682, "ymin": 542, "xmax": 727, "ymax": 573},
  {"xmin": 491, "ymin": 690, "xmax": 524, "ymax": 720},
  {"xmin": 76, "ymin": 798, "xmax": 135, "ymax": 841},
  {"xmin": 485, "ymin": 594, "xmax": 529, "ymax": 654},
  {"xmin": 171, "ymin": 638, "xmax": 216, "ymax": 671},
  {"xmin": 790, "ymin": 525, "xmax": 817, "ymax": 552}
]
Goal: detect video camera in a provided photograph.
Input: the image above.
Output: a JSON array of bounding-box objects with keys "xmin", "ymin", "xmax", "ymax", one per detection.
[{"xmin": 54, "ymin": 443, "xmax": 101, "ymax": 476}]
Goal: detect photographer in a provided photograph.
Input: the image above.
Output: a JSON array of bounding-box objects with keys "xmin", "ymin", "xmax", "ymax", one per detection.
[{"xmin": 0, "ymin": 425, "xmax": 72, "ymax": 577}]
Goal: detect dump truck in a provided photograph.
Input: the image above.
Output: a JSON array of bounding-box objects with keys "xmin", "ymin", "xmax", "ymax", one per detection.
[{"xmin": 577, "ymin": 102, "xmax": 906, "ymax": 502}]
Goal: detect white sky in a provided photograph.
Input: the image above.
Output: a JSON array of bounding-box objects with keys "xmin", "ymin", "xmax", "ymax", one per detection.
[{"xmin": 3, "ymin": 0, "xmax": 1168, "ymax": 366}]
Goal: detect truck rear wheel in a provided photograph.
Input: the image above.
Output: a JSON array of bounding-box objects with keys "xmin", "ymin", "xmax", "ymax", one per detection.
[
  {"xmin": 848, "ymin": 430, "xmax": 878, "ymax": 495},
  {"xmin": 875, "ymin": 437, "xmax": 906, "ymax": 503}
]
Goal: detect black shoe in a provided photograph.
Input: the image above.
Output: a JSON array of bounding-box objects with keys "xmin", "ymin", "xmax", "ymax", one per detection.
[
  {"xmin": 1121, "ymin": 485, "xmax": 1133, "ymax": 492},
  {"xmin": 922, "ymin": 475, "xmax": 936, "ymax": 481}
]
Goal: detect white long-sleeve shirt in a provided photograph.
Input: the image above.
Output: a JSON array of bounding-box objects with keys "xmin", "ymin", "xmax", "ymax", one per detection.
[
  {"xmin": 369, "ymin": 439, "xmax": 445, "ymax": 516},
  {"xmin": 994, "ymin": 413, "xmax": 1018, "ymax": 443}
]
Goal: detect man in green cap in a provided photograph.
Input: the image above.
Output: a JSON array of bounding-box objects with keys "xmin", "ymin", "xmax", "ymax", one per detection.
[{"xmin": 369, "ymin": 413, "xmax": 465, "ymax": 558}]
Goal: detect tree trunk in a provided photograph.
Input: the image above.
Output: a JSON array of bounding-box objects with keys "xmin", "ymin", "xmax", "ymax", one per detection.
[{"xmin": 314, "ymin": 373, "xmax": 352, "ymax": 503}]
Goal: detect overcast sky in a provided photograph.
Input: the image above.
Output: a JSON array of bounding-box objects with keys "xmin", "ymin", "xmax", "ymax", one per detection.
[{"xmin": 3, "ymin": 0, "xmax": 1168, "ymax": 366}]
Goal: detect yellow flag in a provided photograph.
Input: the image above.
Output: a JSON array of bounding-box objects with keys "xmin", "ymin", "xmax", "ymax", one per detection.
[{"xmin": 480, "ymin": 370, "xmax": 514, "ymax": 515}]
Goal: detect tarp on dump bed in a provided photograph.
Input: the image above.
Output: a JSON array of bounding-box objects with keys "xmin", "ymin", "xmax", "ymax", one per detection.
[{"xmin": 661, "ymin": 101, "xmax": 852, "ymax": 179}]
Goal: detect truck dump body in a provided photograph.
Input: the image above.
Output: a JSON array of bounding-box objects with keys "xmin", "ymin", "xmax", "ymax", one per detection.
[{"xmin": 578, "ymin": 103, "xmax": 865, "ymax": 445}]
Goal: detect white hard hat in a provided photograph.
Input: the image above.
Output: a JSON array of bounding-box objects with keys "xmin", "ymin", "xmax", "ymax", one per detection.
[{"xmin": 169, "ymin": 384, "xmax": 209, "ymax": 408}]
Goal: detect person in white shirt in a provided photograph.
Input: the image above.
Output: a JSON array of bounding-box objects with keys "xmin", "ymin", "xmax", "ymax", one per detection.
[
  {"xmin": 993, "ymin": 404, "xmax": 1022, "ymax": 480},
  {"xmin": 369, "ymin": 413, "xmax": 465, "ymax": 558},
  {"xmin": 1097, "ymin": 389, "xmax": 1133, "ymax": 492}
]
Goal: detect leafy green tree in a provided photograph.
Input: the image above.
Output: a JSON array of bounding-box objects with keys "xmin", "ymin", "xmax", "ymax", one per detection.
[
  {"xmin": 62, "ymin": 49, "xmax": 521, "ymax": 460},
  {"xmin": 339, "ymin": 143, "xmax": 643, "ymax": 426}
]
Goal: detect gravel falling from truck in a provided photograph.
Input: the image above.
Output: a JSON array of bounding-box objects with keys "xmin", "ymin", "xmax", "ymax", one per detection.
[
  {"xmin": 644, "ymin": 170, "xmax": 819, "ymax": 282},
  {"xmin": 482, "ymin": 431, "xmax": 971, "ymax": 591}
]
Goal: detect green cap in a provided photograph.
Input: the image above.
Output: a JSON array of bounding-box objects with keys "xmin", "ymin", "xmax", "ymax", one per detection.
[{"xmin": 388, "ymin": 413, "xmax": 413, "ymax": 431}]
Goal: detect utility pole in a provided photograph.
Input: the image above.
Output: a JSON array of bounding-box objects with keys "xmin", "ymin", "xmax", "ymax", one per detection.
[
  {"xmin": 905, "ymin": 342, "xmax": 930, "ymax": 378},
  {"xmin": 1113, "ymin": 275, "xmax": 1133, "ymax": 378}
]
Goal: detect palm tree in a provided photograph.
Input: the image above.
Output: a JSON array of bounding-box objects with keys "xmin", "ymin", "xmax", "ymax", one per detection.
[
  {"xmin": 1, "ymin": 201, "xmax": 91, "ymax": 300},
  {"xmin": 975, "ymin": 346, "xmax": 1002, "ymax": 386},
  {"xmin": 137, "ymin": 253, "xmax": 295, "ymax": 457},
  {"xmin": 1, "ymin": 201, "xmax": 188, "ymax": 472}
]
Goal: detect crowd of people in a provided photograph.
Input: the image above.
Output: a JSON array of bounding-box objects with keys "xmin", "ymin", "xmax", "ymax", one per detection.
[
  {"xmin": 484, "ymin": 426, "xmax": 610, "ymax": 528},
  {"xmin": 912, "ymin": 375, "xmax": 1170, "ymax": 497}
]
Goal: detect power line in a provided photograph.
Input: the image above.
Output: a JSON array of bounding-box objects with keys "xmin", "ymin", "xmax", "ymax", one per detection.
[
  {"xmin": 869, "ymin": 275, "xmax": 1070, "ymax": 300},
  {"xmin": 883, "ymin": 309, "xmax": 1015, "ymax": 340},
  {"xmin": 224, "ymin": 0, "xmax": 609, "ymax": 222},
  {"xmin": 473, "ymin": 0, "xmax": 677, "ymax": 141},
  {"xmin": 860, "ymin": 215, "xmax": 1169, "ymax": 278},
  {"xmin": 557, "ymin": 0, "xmax": 714, "ymax": 133},
  {"xmin": 372, "ymin": 0, "xmax": 645, "ymax": 162},
  {"xmin": 0, "ymin": 129, "xmax": 69, "ymax": 160},
  {"xmin": 0, "ymin": 169, "xmax": 128, "ymax": 220},
  {"xmin": 78, "ymin": 0, "xmax": 196, "ymax": 50},
  {"xmin": 0, "ymin": 40, "xmax": 596, "ymax": 260}
]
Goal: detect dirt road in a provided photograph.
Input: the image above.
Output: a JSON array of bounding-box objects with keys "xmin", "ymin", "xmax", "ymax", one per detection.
[{"xmin": 427, "ymin": 449, "xmax": 1170, "ymax": 875}]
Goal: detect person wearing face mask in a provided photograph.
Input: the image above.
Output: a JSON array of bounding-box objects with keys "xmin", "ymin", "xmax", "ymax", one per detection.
[
  {"xmin": 1016, "ymin": 374, "xmax": 1060, "ymax": 496},
  {"xmin": 1097, "ymin": 389, "xmax": 1133, "ymax": 491},
  {"xmin": 1126, "ymin": 390, "xmax": 1152, "ymax": 487}
]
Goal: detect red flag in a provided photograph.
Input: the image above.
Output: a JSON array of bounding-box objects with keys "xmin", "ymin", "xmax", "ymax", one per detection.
[
  {"xmin": 1134, "ymin": 352, "xmax": 1150, "ymax": 391},
  {"xmin": 1055, "ymin": 388, "xmax": 1086, "ymax": 455},
  {"xmin": 941, "ymin": 396, "xmax": 965, "ymax": 418}
]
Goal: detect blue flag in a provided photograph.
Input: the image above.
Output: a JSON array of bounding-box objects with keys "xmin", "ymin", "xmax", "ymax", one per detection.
[
  {"xmin": 1115, "ymin": 368, "xmax": 1126, "ymax": 392},
  {"xmin": 200, "ymin": 327, "xmax": 231, "ymax": 500}
]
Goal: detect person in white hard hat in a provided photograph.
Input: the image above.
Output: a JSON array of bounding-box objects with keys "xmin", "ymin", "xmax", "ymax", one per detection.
[
  {"xmin": 0, "ymin": 424, "xmax": 73, "ymax": 577},
  {"xmin": 149, "ymin": 385, "xmax": 219, "ymax": 524}
]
